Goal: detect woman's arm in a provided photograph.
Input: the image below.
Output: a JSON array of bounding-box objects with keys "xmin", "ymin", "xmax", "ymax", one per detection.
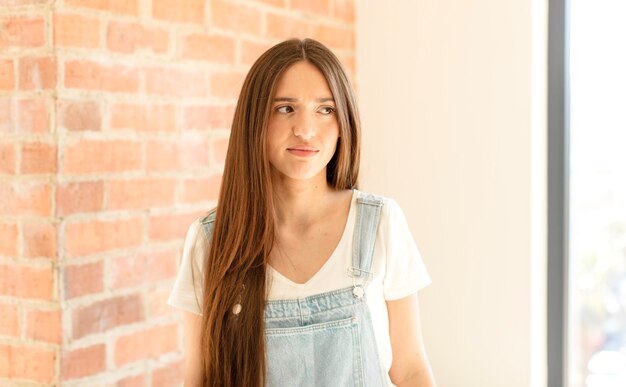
[
  {"xmin": 387, "ymin": 293, "xmax": 436, "ymax": 387},
  {"xmin": 182, "ymin": 311, "xmax": 204, "ymax": 387}
]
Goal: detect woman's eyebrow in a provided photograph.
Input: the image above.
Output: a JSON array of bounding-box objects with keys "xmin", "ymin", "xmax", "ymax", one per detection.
[{"xmin": 272, "ymin": 97, "xmax": 335, "ymax": 103}]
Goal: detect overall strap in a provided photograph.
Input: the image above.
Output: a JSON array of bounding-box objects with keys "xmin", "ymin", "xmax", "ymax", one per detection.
[{"xmin": 349, "ymin": 191, "xmax": 384, "ymax": 287}]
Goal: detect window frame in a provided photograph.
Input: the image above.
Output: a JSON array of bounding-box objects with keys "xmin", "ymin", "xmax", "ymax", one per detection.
[{"xmin": 547, "ymin": 0, "xmax": 569, "ymax": 386}]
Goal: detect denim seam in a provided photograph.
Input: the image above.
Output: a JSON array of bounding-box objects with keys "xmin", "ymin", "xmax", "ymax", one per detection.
[{"xmin": 265, "ymin": 316, "xmax": 356, "ymax": 335}]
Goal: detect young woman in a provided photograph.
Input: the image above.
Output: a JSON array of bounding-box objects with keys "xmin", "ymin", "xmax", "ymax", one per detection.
[{"xmin": 168, "ymin": 38, "xmax": 436, "ymax": 387}]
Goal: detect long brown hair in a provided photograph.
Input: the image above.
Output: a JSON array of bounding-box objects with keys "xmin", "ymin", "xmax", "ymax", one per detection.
[{"xmin": 200, "ymin": 38, "xmax": 361, "ymax": 386}]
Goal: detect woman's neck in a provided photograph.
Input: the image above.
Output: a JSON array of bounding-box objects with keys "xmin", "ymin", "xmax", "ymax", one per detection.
[{"xmin": 271, "ymin": 173, "xmax": 337, "ymax": 229}]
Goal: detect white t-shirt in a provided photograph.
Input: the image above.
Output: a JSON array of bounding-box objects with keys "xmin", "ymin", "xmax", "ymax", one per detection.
[{"xmin": 167, "ymin": 189, "xmax": 431, "ymax": 386}]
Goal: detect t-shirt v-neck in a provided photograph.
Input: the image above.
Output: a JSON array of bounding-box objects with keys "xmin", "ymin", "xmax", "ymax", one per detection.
[{"xmin": 266, "ymin": 189, "xmax": 357, "ymax": 299}]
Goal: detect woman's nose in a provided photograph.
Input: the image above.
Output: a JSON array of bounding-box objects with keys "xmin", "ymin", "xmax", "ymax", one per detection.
[{"xmin": 292, "ymin": 112, "xmax": 316, "ymax": 140}]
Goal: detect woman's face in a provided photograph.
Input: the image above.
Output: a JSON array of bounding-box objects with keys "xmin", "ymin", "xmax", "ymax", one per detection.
[{"xmin": 266, "ymin": 61, "xmax": 340, "ymax": 184}]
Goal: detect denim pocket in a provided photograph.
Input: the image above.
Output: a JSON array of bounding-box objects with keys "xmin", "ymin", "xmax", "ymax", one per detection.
[{"xmin": 265, "ymin": 316, "xmax": 364, "ymax": 387}]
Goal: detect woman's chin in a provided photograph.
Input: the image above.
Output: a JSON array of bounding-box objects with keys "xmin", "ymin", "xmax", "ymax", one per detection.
[{"xmin": 271, "ymin": 168, "xmax": 328, "ymax": 184}]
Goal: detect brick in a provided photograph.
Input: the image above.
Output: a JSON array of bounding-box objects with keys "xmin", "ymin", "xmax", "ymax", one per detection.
[
  {"xmin": 146, "ymin": 136, "xmax": 208, "ymax": 172},
  {"xmin": 61, "ymin": 344, "xmax": 105, "ymax": 380},
  {"xmin": 181, "ymin": 174, "xmax": 222, "ymax": 203},
  {"xmin": 110, "ymin": 103, "xmax": 176, "ymax": 132},
  {"xmin": 152, "ymin": 359, "xmax": 184, "ymax": 386},
  {"xmin": 65, "ymin": 60, "xmax": 139, "ymax": 93},
  {"xmin": 149, "ymin": 212, "xmax": 203, "ymax": 241},
  {"xmin": 20, "ymin": 141, "xmax": 57, "ymax": 174},
  {"xmin": 110, "ymin": 103, "xmax": 143, "ymax": 130},
  {"xmin": 0, "ymin": 223, "xmax": 18, "ymax": 256},
  {"xmin": 241, "ymin": 40, "xmax": 271, "ymax": 66},
  {"xmin": 148, "ymin": 287, "xmax": 175, "ymax": 318},
  {"xmin": 65, "ymin": 217, "xmax": 143, "ymax": 257},
  {"xmin": 108, "ymin": 178, "xmax": 177, "ymax": 210},
  {"xmin": 0, "ymin": 59, "xmax": 15, "ymax": 90},
  {"xmin": 19, "ymin": 56, "xmax": 56, "ymax": 90},
  {"xmin": 56, "ymin": 181, "xmax": 104, "ymax": 216},
  {"xmin": 338, "ymin": 54, "xmax": 356, "ymax": 76},
  {"xmin": 183, "ymin": 104, "xmax": 234, "ymax": 130},
  {"xmin": 107, "ymin": 21, "xmax": 168, "ymax": 54},
  {"xmin": 145, "ymin": 104, "xmax": 177, "ymax": 131},
  {"xmin": 0, "ymin": 99, "xmax": 12, "ymax": 132},
  {"xmin": 65, "ymin": 0, "xmax": 139, "ymax": 16},
  {"xmin": 22, "ymin": 220, "xmax": 56, "ymax": 258},
  {"xmin": 252, "ymin": 0, "xmax": 284, "ymax": 6},
  {"xmin": 0, "ymin": 182, "xmax": 52, "ymax": 216},
  {"xmin": 114, "ymin": 324, "xmax": 178, "ymax": 365},
  {"xmin": 143, "ymin": 250, "xmax": 178, "ymax": 282},
  {"xmin": 63, "ymin": 139, "xmax": 142, "ymax": 174},
  {"xmin": 2, "ymin": 0, "xmax": 49, "ymax": 4},
  {"xmin": 0, "ymin": 17, "xmax": 45, "ymax": 49},
  {"xmin": 26, "ymin": 309, "xmax": 61, "ymax": 344},
  {"xmin": 174, "ymin": 136, "xmax": 209, "ymax": 168},
  {"xmin": 210, "ymin": 71, "xmax": 245, "ymax": 99},
  {"xmin": 311, "ymin": 24, "xmax": 354, "ymax": 50},
  {"xmin": 72, "ymin": 294, "xmax": 144, "ymax": 339},
  {"xmin": 112, "ymin": 249, "xmax": 178, "ymax": 289},
  {"xmin": 19, "ymin": 98, "xmax": 49, "ymax": 133},
  {"xmin": 0, "ymin": 143, "xmax": 16, "ymax": 174},
  {"xmin": 59, "ymin": 100, "xmax": 101, "ymax": 131},
  {"xmin": 181, "ymin": 33, "xmax": 235, "ymax": 63},
  {"xmin": 118, "ymin": 374, "xmax": 146, "ymax": 387},
  {"xmin": 210, "ymin": 136, "xmax": 229, "ymax": 166},
  {"xmin": 0, "ymin": 344, "xmax": 55, "ymax": 383},
  {"xmin": 63, "ymin": 261, "xmax": 103, "ymax": 299},
  {"xmin": 211, "ymin": 0, "xmax": 262, "ymax": 35},
  {"xmin": 152, "ymin": 0, "xmax": 204, "ymax": 24},
  {"xmin": 0, "ymin": 264, "xmax": 54, "ymax": 300},
  {"xmin": 54, "ymin": 13, "xmax": 100, "ymax": 48},
  {"xmin": 266, "ymin": 13, "xmax": 310, "ymax": 40},
  {"xmin": 145, "ymin": 66, "xmax": 206, "ymax": 97},
  {"xmin": 0, "ymin": 303, "xmax": 19, "ymax": 337},
  {"xmin": 290, "ymin": 0, "xmax": 330, "ymax": 16},
  {"xmin": 332, "ymin": 0, "xmax": 355, "ymax": 23}
]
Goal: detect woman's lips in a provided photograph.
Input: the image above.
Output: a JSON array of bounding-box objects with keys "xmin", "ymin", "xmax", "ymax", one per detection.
[{"xmin": 287, "ymin": 147, "xmax": 319, "ymax": 157}]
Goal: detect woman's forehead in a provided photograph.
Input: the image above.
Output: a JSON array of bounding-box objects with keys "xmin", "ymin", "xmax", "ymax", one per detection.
[{"xmin": 273, "ymin": 61, "xmax": 332, "ymax": 98}]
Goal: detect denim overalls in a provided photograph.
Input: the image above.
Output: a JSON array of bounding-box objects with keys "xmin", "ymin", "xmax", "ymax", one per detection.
[
  {"xmin": 199, "ymin": 191, "xmax": 387, "ymax": 386},
  {"xmin": 264, "ymin": 191, "xmax": 386, "ymax": 386}
]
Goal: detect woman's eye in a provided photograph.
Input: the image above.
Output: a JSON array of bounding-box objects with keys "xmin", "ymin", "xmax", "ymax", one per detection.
[
  {"xmin": 276, "ymin": 105, "xmax": 294, "ymax": 114},
  {"xmin": 319, "ymin": 106, "xmax": 335, "ymax": 115}
]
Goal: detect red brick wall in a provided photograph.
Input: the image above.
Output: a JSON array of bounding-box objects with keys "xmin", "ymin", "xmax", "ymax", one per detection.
[
  {"xmin": 0, "ymin": 0, "xmax": 354, "ymax": 385},
  {"xmin": 1, "ymin": 1, "xmax": 59, "ymax": 385}
]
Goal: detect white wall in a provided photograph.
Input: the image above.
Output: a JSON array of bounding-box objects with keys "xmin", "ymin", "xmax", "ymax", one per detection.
[{"xmin": 356, "ymin": 1, "xmax": 547, "ymax": 386}]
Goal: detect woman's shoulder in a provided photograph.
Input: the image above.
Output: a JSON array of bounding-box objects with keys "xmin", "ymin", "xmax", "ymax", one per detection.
[
  {"xmin": 352, "ymin": 189, "xmax": 408, "ymax": 231},
  {"xmin": 197, "ymin": 208, "xmax": 217, "ymax": 226},
  {"xmin": 352, "ymin": 189, "xmax": 399, "ymax": 210},
  {"xmin": 353, "ymin": 189, "xmax": 385, "ymax": 204},
  {"xmin": 184, "ymin": 208, "xmax": 217, "ymax": 250}
]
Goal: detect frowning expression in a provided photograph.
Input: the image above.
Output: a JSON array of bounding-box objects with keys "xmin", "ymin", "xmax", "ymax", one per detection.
[{"xmin": 266, "ymin": 61, "xmax": 340, "ymax": 183}]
